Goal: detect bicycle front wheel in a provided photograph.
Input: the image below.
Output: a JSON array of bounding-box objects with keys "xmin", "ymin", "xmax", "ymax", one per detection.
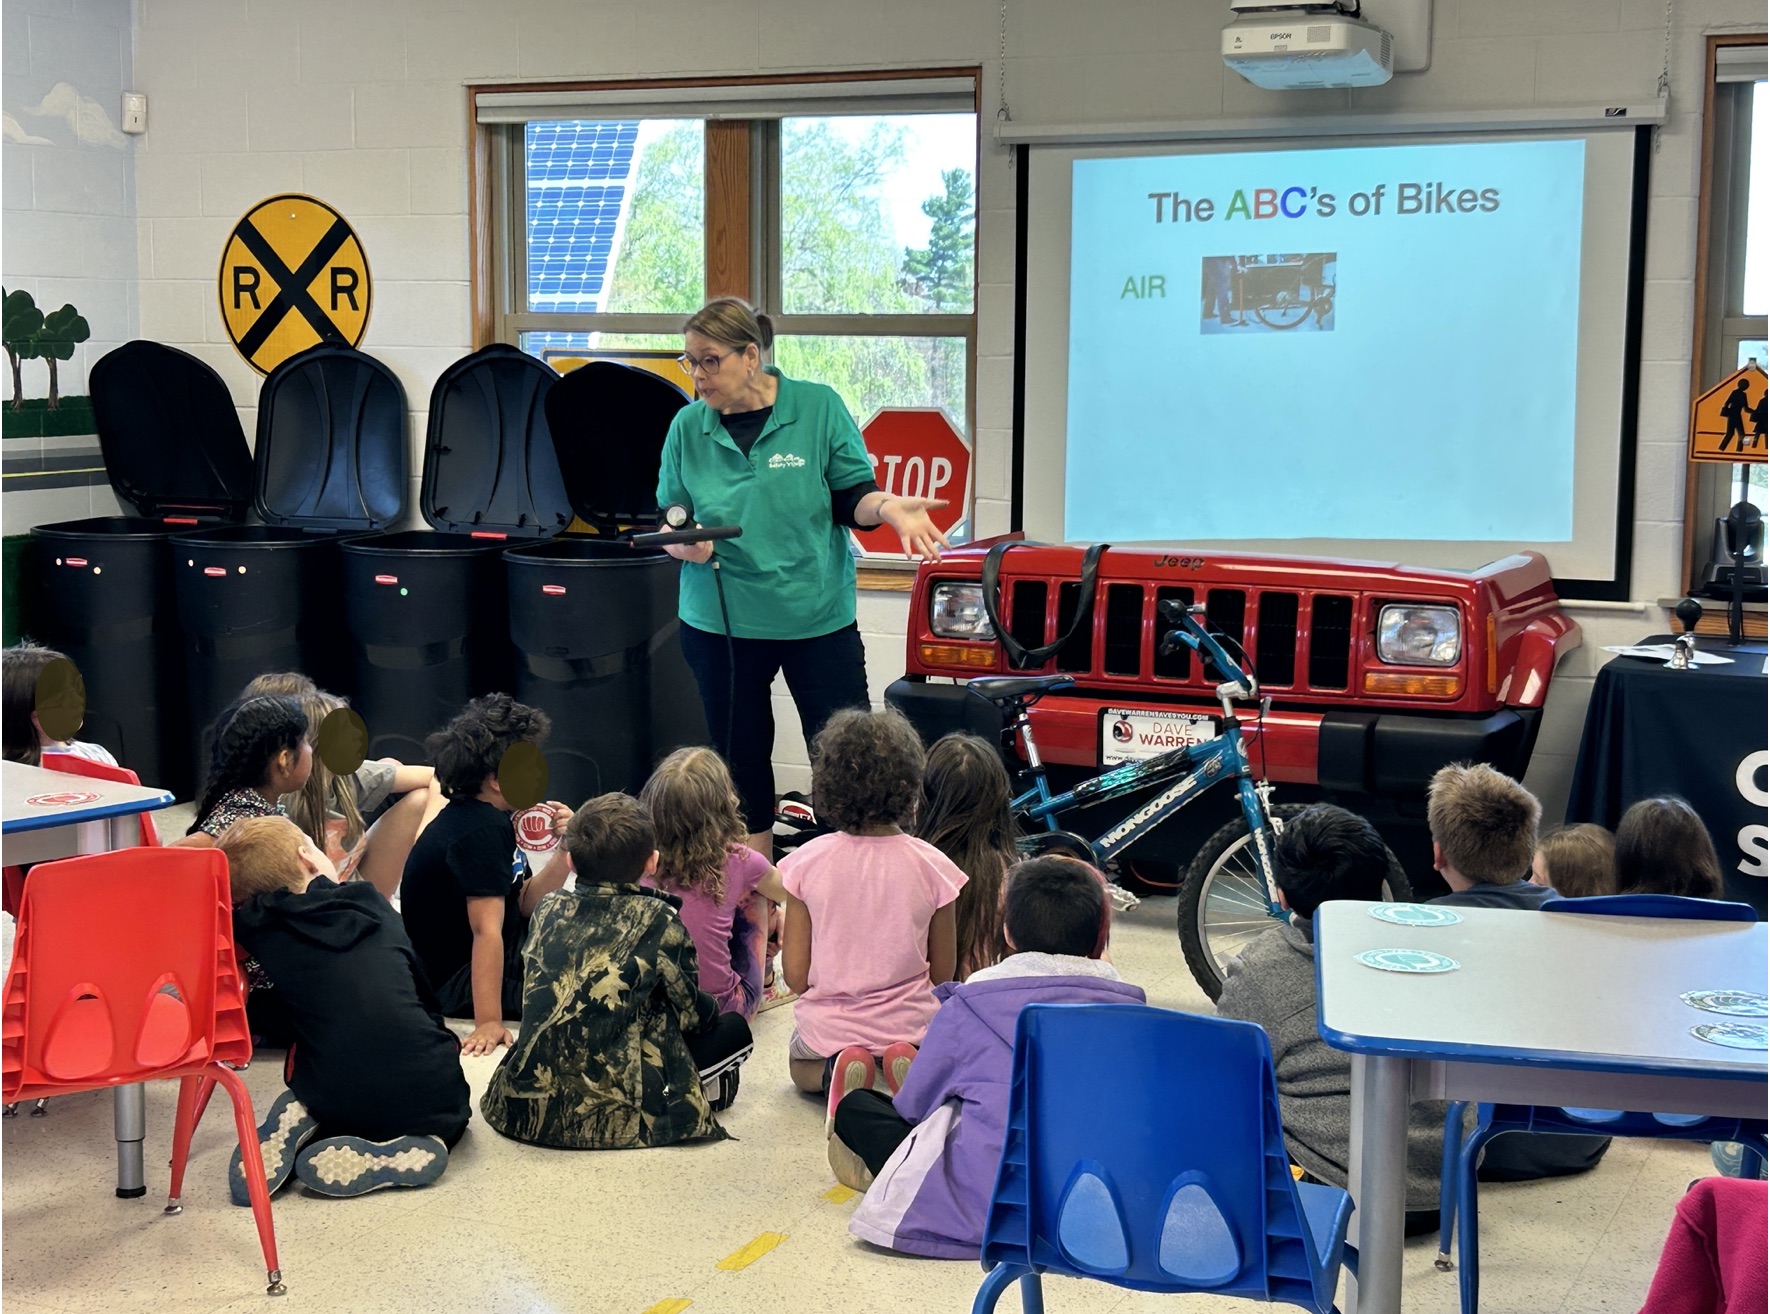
[{"xmin": 1178, "ymin": 804, "xmax": 1412, "ymax": 1001}]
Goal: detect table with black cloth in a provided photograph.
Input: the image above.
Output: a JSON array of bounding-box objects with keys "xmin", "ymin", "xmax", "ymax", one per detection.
[{"xmin": 1566, "ymin": 635, "xmax": 1768, "ymax": 915}]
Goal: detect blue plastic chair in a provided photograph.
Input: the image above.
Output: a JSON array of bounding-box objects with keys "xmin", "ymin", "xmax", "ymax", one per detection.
[
  {"xmin": 1435, "ymin": 894, "xmax": 1767, "ymax": 1314},
  {"xmin": 973, "ymin": 1004, "xmax": 1356, "ymax": 1314}
]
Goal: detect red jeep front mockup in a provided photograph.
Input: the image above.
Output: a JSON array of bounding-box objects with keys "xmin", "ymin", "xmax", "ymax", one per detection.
[{"xmin": 885, "ymin": 538, "xmax": 1581, "ymax": 892}]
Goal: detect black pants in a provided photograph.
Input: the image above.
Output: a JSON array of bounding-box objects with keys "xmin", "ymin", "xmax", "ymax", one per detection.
[
  {"xmin": 833, "ymin": 1088, "xmax": 914, "ymax": 1176},
  {"xmin": 1477, "ymin": 1131, "xmax": 1611, "ymax": 1181},
  {"xmin": 685, "ymin": 1011, "xmax": 755, "ymax": 1076},
  {"xmin": 435, "ymin": 942, "xmax": 527, "ymax": 1022},
  {"xmin": 679, "ymin": 621, "xmax": 870, "ymax": 832}
]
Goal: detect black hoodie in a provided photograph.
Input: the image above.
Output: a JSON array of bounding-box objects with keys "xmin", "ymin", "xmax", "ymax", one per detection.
[{"xmin": 233, "ymin": 878, "xmax": 471, "ymax": 1143}]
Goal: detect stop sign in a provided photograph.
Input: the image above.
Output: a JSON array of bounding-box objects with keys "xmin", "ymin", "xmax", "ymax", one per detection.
[{"xmin": 851, "ymin": 408, "xmax": 972, "ymax": 557}]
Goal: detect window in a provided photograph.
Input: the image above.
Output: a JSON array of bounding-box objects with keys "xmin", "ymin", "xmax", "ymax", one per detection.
[
  {"xmin": 1688, "ymin": 43, "xmax": 1769, "ymax": 590},
  {"xmin": 476, "ymin": 77, "xmax": 979, "ymax": 541}
]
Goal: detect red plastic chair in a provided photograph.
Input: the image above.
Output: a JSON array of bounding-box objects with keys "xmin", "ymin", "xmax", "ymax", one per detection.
[
  {"xmin": 1, "ymin": 847, "xmax": 286, "ymax": 1295},
  {"xmin": 39, "ymin": 752, "xmax": 163, "ymax": 848}
]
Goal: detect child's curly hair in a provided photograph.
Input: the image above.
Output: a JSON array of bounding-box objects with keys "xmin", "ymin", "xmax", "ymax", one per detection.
[
  {"xmin": 811, "ymin": 706, "xmax": 925, "ymax": 833},
  {"xmin": 640, "ymin": 747, "xmax": 746, "ymax": 902},
  {"xmin": 426, "ymin": 693, "xmax": 552, "ymax": 799}
]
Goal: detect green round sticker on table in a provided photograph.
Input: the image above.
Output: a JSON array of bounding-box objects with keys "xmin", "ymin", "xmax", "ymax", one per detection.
[
  {"xmin": 1368, "ymin": 903, "xmax": 1462, "ymax": 927},
  {"xmin": 1680, "ymin": 990, "xmax": 1769, "ymax": 1018},
  {"xmin": 1356, "ymin": 947, "xmax": 1460, "ymax": 974},
  {"xmin": 1689, "ymin": 1023, "xmax": 1769, "ymax": 1050}
]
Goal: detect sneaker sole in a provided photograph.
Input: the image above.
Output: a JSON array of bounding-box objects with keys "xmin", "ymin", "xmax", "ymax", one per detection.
[
  {"xmin": 295, "ymin": 1135, "xmax": 447, "ymax": 1198},
  {"xmin": 230, "ymin": 1090, "xmax": 316, "ymax": 1207}
]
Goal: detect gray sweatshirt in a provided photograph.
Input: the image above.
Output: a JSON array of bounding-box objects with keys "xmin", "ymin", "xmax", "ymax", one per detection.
[{"xmin": 1216, "ymin": 917, "xmax": 1449, "ymax": 1210}]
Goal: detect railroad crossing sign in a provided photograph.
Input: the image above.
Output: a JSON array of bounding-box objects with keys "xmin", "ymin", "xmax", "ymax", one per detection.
[
  {"xmin": 218, "ymin": 194, "xmax": 371, "ymax": 375},
  {"xmin": 851, "ymin": 408, "xmax": 973, "ymax": 558},
  {"xmin": 1689, "ymin": 362, "xmax": 1767, "ymax": 464}
]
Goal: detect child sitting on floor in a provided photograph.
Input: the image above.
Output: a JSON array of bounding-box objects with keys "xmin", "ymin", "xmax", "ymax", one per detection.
[
  {"xmin": 780, "ymin": 707, "xmax": 967, "ymax": 1098},
  {"xmin": 219, "ymin": 816, "xmax": 470, "ymax": 1201},
  {"xmin": 173, "ymin": 694, "xmax": 314, "ymax": 1044},
  {"xmin": 1424, "ymin": 764, "xmax": 1610, "ymax": 1179},
  {"xmin": 917, "ymin": 734, "xmax": 1019, "ymax": 980},
  {"xmin": 479, "ymin": 793, "xmax": 754, "ymax": 1148},
  {"xmin": 1615, "ymin": 796, "xmax": 1725, "ymax": 900},
  {"xmin": 1531, "ymin": 822, "xmax": 1616, "ymax": 898},
  {"xmin": 1, "ymin": 643, "xmax": 117, "ymax": 767},
  {"xmin": 398, "ymin": 694, "xmax": 572, "ymax": 1056},
  {"xmin": 639, "ymin": 747, "xmax": 788, "ymax": 1020},
  {"xmin": 1215, "ymin": 804, "xmax": 1451, "ymax": 1234},
  {"xmin": 245, "ymin": 674, "xmax": 445, "ymax": 900},
  {"xmin": 1425, "ymin": 762, "xmax": 1556, "ymax": 909},
  {"xmin": 833, "ymin": 855, "xmax": 1144, "ymax": 1257}
]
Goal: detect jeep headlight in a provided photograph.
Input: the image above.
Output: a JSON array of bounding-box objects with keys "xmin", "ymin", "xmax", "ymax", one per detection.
[
  {"xmin": 930, "ymin": 582, "xmax": 995, "ymax": 640},
  {"xmin": 1377, "ymin": 605, "xmax": 1461, "ymax": 666}
]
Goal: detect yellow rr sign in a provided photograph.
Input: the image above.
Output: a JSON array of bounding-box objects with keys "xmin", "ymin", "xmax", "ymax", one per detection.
[{"xmin": 218, "ymin": 194, "xmax": 371, "ymax": 375}]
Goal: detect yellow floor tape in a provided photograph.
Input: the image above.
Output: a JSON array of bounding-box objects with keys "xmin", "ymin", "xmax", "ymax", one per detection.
[
  {"xmin": 823, "ymin": 1185, "xmax": 858, "ymax": 1204},
  {"xmin": 640, "ymin": 1301, "xmax": 692, "ymax": 1314},
  {"xmin": 715, "ymin": 1232, "xmax": 789, "ymax": 1271}
]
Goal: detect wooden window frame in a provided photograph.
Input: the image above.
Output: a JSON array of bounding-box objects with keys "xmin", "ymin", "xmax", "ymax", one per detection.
[{"xmin": 1681, "ymin": 34, "xmax": 1768, "ymax": 593}]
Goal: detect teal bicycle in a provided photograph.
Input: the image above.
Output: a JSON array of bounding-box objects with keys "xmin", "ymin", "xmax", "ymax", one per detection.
[{"xmin": 967, "ymin": 598, "xmax": 1409, "ymax": 1000}]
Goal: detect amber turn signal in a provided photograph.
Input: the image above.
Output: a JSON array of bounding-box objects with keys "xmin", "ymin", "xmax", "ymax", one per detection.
[
  {"xmin": 1363, "ymin": 672, "xmax": 1461, "ymax": 697},
  {"xmin": 919, "ymin": 642, "xmax": 997, "ymax": 669}
]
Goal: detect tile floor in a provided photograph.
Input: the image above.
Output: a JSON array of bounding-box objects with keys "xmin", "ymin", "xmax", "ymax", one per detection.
[{"xmin": 1, "ymin": 831, "xmax": 1699, "ymax": 1314}]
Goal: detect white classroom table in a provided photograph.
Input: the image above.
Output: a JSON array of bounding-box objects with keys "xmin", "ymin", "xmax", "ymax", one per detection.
[
  {"xmin": 1, "ymin": 758, "xmax": 178, "ymax": 1198},
  {"xmin": 1316, "ymin": 900, "xmax": 1768, "ymax": 1314}
]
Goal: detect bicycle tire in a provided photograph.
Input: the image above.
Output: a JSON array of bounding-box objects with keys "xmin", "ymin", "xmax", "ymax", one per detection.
[
  {"xmin": 1178, "ymin": 803, "xmax": 1413, "ymax": 1001},
  {"xmin": 1252, "ymin": 292, "xmax": 1312, "ymax": 330}
]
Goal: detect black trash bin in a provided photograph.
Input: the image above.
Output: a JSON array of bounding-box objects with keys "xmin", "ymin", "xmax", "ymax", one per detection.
[
  {"xmin": 504, "ymin": 361, "xmax": 709, "ymax": 805},
  {"xmin": 341, "ymin": 344, "xmax": 573, "ymax": 763},
  {"xmin": 172, "ymin": 343, "xmax": 407, "ymax": 775},
  {"xmin": 27, "ymin": 341, "xmax": 255, "ymax": 799}
]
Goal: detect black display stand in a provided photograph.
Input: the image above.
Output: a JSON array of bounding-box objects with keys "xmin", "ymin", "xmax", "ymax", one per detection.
[{"xmin": 1566, "ymin": 635, "xmax": 1769, "ymax": 916}]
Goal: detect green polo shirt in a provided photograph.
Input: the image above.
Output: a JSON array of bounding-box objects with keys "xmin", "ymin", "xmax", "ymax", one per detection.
[{"xmin": 656, "ymin": 367, "xmax": 875, "ymax": 641}]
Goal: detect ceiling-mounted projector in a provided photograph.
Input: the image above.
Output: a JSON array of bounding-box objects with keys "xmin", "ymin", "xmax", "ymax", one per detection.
[{"xmin": 1223, "ymin": 0, "xmax": 1395, "ymax": 90}]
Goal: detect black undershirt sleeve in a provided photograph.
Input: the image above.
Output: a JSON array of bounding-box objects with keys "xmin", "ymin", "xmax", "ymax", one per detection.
[{"xmin": 830, "ymin": 480, "xmax": 883, "ymax": 530}]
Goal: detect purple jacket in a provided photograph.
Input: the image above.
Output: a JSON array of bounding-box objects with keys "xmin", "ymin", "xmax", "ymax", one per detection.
[{"xmin": 848, "ymin": 954, "xmax": 1146, "ymax": 1260}]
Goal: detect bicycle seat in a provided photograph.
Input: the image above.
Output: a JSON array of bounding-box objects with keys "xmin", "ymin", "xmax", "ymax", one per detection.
[{"xmin": 965, "ymin": 675, "xmax": 1077, "ymax": 704}]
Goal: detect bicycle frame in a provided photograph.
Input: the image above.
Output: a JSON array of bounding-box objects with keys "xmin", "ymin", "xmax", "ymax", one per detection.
[{"xmin": 1005, "ymin": 605, "xmax": 1285, "ymax": 912}]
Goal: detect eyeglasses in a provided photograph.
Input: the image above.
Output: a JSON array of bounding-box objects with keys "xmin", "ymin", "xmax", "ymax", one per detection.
[{"xmin": 678, "ymin": 349, "xmax": 738, "ymax": 376}]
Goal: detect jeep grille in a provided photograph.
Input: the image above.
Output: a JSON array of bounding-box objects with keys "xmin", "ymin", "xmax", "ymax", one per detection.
[{"xmin": 1009, "ymin": 583, "xmax": 1359, "ymax": 693}]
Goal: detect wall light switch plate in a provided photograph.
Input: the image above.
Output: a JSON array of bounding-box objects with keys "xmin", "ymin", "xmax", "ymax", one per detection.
[{"xmin": 121, "ymin": 92, "xmax": 148, "ymax": 135}]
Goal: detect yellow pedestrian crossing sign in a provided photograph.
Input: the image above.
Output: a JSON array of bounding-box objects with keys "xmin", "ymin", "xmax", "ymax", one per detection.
[{"xmin": 218, "ymin": 194, "xmax": 371, "ymax": 374}]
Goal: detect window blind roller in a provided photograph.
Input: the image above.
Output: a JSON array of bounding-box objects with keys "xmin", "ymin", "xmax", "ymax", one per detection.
[
  {"xmin": 1716, "ymin": 44, "xmax": 1767, "ymax": 84},
  {"xmin": 475, "ymin": 77, "xmax": 977, "ymax": 124}
]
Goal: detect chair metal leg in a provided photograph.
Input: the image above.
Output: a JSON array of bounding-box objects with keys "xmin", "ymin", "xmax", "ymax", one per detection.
[
  {"xmin": 1, "ymin": 1103, "xmax": 14, "ymax": 1118},
  {"xmin": 207, "ymin": 1065, "xmax": 286, "ymax": 1296},
  {"xmin": 1457, "ymin": 1121, "xmax": 1494, "ymax": 1314},
  {"xmin": 1437, "ymin": 1100, "xmax": 1466, "ymax": 1270},
  {"xmin": 164, "ymin": 1076, "xmax": 203, "ymax": 1215},
  {"xmin": 114, "ymin": 1083, "xmax": 147, "ymax": 1198},
  {"xmin": 30, "ymin": 1097, "xmax": 47, "ymax": 1116},
  {"xmin": 972, "ymin": 1263, "xmax": 1027, "ymax": 1314},
  {"xmin": 1018, "ymin": 1271, "xmax": 1046, "ymax": 1314}
]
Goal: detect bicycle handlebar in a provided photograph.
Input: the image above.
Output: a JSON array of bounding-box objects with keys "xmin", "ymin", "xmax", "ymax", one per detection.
[{"xmin": 1156, "ymin": 599, "xmax": 1260, "ymax": 703}]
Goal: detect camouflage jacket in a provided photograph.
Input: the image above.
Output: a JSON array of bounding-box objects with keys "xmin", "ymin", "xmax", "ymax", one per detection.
[{"xmin": 479, "ymin": 882, "xmax": 727, "ymax": 1149}]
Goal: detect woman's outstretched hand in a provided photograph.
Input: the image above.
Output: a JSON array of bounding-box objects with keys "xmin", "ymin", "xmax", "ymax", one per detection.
[{"xmin": 879, "ymin": 497, "xmax": 952, "ymax": 563}]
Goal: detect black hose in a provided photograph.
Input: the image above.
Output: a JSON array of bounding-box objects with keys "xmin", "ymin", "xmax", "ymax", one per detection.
[{"xmin": 713, "ymin": 556, "xmax": 737, "ymax": 769}]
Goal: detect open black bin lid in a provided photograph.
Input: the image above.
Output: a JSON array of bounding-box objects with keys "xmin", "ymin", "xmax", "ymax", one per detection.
[
  {"xmin": 88, "ymin": 341, "xmax": 255, "ymax": 520},
  {"xmin": 255, "ymin": 342, "xmax": 408, "ymax": 531},
  {"xmin": 543, "ymin": 361, "xmax": 692, "ymax": 532},
  {"xmin": 422, "ymin": 343, "xmax": 572, "ymax": 537}
]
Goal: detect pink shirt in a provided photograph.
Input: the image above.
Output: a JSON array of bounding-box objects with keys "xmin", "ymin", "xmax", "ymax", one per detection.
[
  {"xmin": 643, "ymin": 845, "xmax": 771, "ymax": 1018},
  {"xmin": 779, "ymin": 831, "xmax": 967, "ymax": 1055}
]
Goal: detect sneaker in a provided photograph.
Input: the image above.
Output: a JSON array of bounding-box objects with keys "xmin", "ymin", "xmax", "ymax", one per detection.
[
  {"xmin": 698, "ymin": 1040, "xmax": 753, "ymax": 1113},
  {"xmin": 230, "ymin": 1089, "xmax": 317, "ymax": 1207},
  {"xmin": 828, "ymin": 1132, "xmax": 876, "ymax": 1192},
  {"xmin": 294, "ymin": 1134, "xmax": 448, "ymax": 1198},
  {"xmin": 826, "ymin": 1045, "xmax": 875, "ymax": 1132},
  {"xmin": 880, "ymin": 1041, "xmax": 918, "ymax": 1095}
]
